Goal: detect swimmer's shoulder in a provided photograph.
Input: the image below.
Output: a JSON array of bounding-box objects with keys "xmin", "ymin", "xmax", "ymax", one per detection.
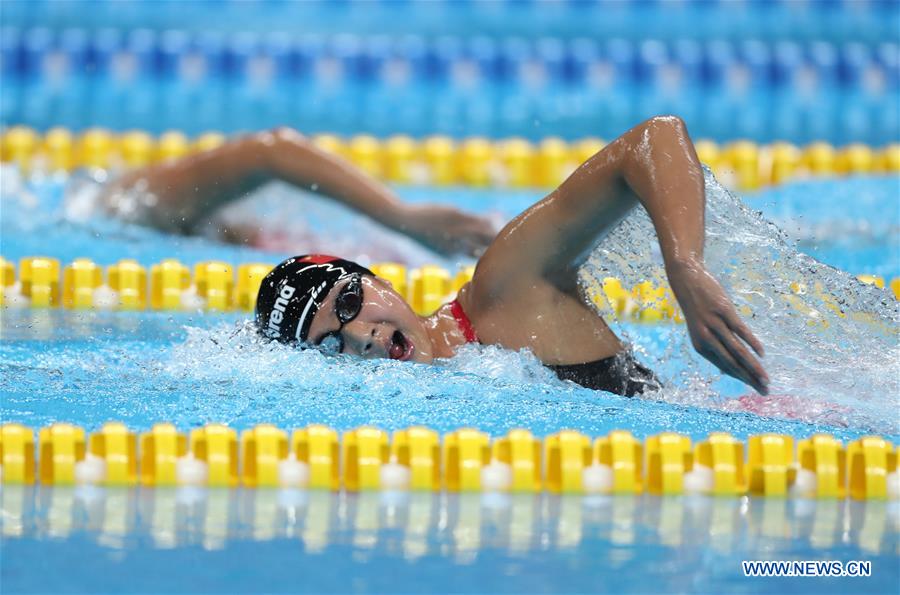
[{"xmin": 456, "ymin": 269, "xmax": 562, "ymax": 336}]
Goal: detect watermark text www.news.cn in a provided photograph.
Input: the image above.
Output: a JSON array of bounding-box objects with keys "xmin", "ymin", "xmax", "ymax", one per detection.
[{"xmin": 742, "ymin": 560, "xmax": 871, "ymax": 577}]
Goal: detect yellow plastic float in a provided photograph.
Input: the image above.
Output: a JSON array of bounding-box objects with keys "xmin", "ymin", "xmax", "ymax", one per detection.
[{"xmin": 1, "ymin": 422, "xmax": 894, "ymax": 500}]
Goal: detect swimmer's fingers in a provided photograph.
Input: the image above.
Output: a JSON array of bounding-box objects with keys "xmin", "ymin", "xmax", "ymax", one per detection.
[
  {"xmin": 708, "ymin": 348, "xmax": 757, "ymax": 394},
  {"xmin": 716, "ymin": 309, "xmax": 768, "ymax": 381},
  {"xmin": 691, "ymin": 328, "xmax": 750, "ymax": 389},
  {"xmin": 698, "ymin": 333, "xmax": 762, "ymax": 395},
  {"xmin": 430, "ymin": 215, "xmax": 495, "ymax": 257},
  {"xmin": 442, "ymin": 235, "xmax": 481, "ymax": 258},
  {"xmin": 710, "ymin": 321, "xmax": 769, "ymax": 395},
  {"xmin": 694, "ymin": 339, "xmax": 744, "ymax": 388},
  {"xmin": 722, "ymin": 308, "xmax": 765, "ymax": 357}
]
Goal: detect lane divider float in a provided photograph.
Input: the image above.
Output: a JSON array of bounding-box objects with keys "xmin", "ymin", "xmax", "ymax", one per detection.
[
  {"xmin": 0, "ymin": 423, "xmax": 896, "ymax": 499},
  {"xmin": 3, "ymin": 126, "xmax": 899, "ymax": 191},
  {"xmin": 3, "ymin": 256, "xmax": 897, "ymax": 320}
]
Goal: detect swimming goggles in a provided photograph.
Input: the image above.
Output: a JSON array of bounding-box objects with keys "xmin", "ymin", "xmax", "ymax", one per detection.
[{"xmin": 315, "ymin": 274, "xmax": 363, "ymax": 354}]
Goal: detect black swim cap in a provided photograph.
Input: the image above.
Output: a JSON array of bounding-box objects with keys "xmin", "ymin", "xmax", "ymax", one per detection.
[{"xmin": 255, "ymin": 255, "xmax": 373, "ymax": 344}]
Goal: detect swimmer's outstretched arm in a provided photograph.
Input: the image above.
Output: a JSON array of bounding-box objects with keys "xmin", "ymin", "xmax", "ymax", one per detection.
[
  {"xmin": 103, "ymin": 128, "xmax": 494, "ymax": 256},
  {"xmin": 474, "ymin": 115, "xmax": 769, "ymax": 394}
]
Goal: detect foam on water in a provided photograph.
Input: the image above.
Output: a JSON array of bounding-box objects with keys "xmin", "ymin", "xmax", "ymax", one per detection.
[
  {"xmin": 161, "ymin": 319, "xmax": 582, "ymax": 430},
  {"xmin": 580, "ymin": 168, "xmax": 899, "ymax": 433},
  {"xmin": 150, "ymin": 318, "xmax": 880, "ymax": 439},
  {"xmin": 1, "ymin": 168, "xmax": 897, "ymax": 436},
  {"xmin": 4, "ymin": 309, "xmax": 874, "ymax": 441}
]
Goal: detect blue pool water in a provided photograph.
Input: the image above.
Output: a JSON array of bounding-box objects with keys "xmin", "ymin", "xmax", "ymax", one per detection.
[
  {"xmin": 0, "ymin": 308, "xmax": 877, "ymax": 443},
  {"xmin": 1, "ymin": 171, "xmax": 898, "ymax": 439},
  {"xmin": 2, "ymin": 488, "xmax": 898, "ymax": 594},
  {"xmin": 1, "ymin": 154, "xmax": 899, "ymax": 593},
  {"xmin": 3, "ymin": 3, "xmax": 899, "ymax": 592},
  {"xmin": 2, "ymin": 167, "xmax": 898, "ymax": 276}
]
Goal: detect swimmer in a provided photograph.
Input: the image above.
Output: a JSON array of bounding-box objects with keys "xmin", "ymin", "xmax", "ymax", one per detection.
[
  {"xmin": 255, "ymin": 116, "xmax": 770, "ymax": 396},
  {"xmin": 98, "ymin": 127, "xmax": 495, "ymax": 257}
]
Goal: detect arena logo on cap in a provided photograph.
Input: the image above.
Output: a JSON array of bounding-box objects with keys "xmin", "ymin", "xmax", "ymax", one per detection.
[{"xmin": 267, "ymin": 283, "xmax": 296, "ymax": 336}]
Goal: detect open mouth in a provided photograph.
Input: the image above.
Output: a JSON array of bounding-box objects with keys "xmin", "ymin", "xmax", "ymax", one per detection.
[{"xmin": 388, "ymin": 330, "xmax": 413, "ymax": 361}]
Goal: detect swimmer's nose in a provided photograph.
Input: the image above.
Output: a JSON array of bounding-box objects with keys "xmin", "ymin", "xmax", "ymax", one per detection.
[{"xmin": 341, "ymin": 322, "xmax": 384, "ymax": 358}]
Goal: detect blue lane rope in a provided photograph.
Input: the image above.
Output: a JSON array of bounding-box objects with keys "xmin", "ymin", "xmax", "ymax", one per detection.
[
  {"xmin": 3, "ymin": 29, "xmax": 897, "ymax": 90},
  {"xmin": 3, "ymin": 29, "xmax": 897, "ymax": 143}
]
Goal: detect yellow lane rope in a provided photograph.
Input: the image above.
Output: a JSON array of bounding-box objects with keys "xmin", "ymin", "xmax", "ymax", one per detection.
[
  {"xmin": 2, "ymin": 256, "xmax": 897, "ymax": 319},
  {"xmin": 0, "ymin": 422, "xmax": 895, "ymax": 499},
  {"xmin": 2, "ymin": 126, "xmax": 898, "ymax": 191}
]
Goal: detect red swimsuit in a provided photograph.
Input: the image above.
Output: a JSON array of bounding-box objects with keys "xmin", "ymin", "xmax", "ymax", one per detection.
[
  {"xmin": 446, "ymin": 298, "xmax": 660, "ymax": 396},
  {"xmin": 448, "ymin": 299, "xmax": 479, "ymax": 343}
]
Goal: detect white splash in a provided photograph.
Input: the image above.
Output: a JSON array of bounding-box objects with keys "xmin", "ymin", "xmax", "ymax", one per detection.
[{"xmin": 579, "ymin": 168, "xmax": 899, "ymax": 432}]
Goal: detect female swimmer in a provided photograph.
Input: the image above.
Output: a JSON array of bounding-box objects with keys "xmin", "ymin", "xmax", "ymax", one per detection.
[
  {"xmin": 98, "ymin": 128, "xmax": 495, "ymax": 257},
  {"xmin": 255, "ymin": 116, "xmax": 770, "ymax": 397}
]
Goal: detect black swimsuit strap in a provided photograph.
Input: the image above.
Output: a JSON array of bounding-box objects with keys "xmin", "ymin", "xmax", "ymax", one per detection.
[{"xmin": 548, "ymin": 352, "xmax": 662, "ymax": 397}]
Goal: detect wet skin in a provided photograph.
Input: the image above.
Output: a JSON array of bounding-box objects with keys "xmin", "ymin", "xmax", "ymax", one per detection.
[
  {"xmin": 308, "ymin": 116, "xmax": 770, "ymax": 395},
  {"xmin": 305, "ymin": 275, "xmax": 469, "ymax": 363},
  {"xmin": 102, "ymin": 128, "xmax": 495, "ymax": 256}
]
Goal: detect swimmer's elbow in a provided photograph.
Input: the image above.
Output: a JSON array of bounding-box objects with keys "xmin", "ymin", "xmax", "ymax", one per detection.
[
  {"xmin": 622, "ymin": 115, "xmax": 695, "ymax": 174},
  {"xmin": 259, "ymin": 127, "xmax": 310, "ymax": 152},
  {"xmin": 640, "ymin": 115, "xmax": 688, "ymax": 139},
  {"xmin": 253, "ymin": 127, "xmax": 313, "ymax": 175},
  {"xmin": 260, "ymin": 126, "xmax": 309, "ymax": 145}
]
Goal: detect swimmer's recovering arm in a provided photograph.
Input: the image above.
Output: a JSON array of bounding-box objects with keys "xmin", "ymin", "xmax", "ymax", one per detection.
[
  {"xmin": 103, "ymin": 128, "xmax": 494, "ymax": 256},
  {"xmin": 477, "ymin": 115, "xmax": 769, "ymax": 393}
]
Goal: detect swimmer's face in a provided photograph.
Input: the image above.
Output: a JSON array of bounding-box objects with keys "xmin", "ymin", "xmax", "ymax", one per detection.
[{"xmin": 306, "ymin": 275, "xmax": 433, "ymax": 363}]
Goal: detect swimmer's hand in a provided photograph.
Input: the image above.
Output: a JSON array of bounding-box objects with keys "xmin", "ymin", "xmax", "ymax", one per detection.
[
  {"xmin": 398, "ymin": 204, "xmax": 496, "ymax": 257},
  {"xmin": 667, "ymin": 259, "xmax": 770, "ymax": 395}
]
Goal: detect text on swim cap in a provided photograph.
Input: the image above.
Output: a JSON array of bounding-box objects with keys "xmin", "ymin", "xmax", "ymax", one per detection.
[{"xmin": 267, "ymin": 284, "xmax": 296, "ymax": 336}]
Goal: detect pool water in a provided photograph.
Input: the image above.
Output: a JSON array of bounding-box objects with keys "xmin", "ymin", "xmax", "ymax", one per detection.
[
  {"xmin": 1, "ymin": 307, "xmax": 878, "ymax": 442},
  {"xmin": 1, "ymin": 170, "xmax": 898, "ymax": 593},
  {"xmin": 4, "ymin": 2, "xmax": 900, "ymax": 591},
  {"xmin": 1, "ymin": 170, "xmax": 898, "ymax": 433},
  {"xmin": 2, "ymin": 165, "xmax": 898, "ymax": 275},
  {"xmin": 2, "ymin": 488, "xmax": 898, "ymax": 594}
]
